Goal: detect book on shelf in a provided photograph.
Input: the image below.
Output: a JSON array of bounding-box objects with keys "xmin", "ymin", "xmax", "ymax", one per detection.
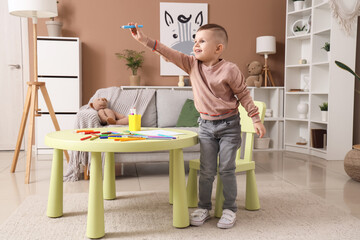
[{"xmin": 311, "ymin": 129, "xmax": 327, "ymax": 149}]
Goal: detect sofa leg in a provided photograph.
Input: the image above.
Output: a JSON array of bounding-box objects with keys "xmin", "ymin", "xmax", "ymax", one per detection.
[{"xmin": 84, "ymin": 164, "xmax": 89, "ymax": 180}]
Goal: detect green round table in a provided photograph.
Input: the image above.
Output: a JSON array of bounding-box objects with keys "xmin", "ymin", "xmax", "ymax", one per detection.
[{"xmin": 45, "ymin": 127, "xmax": 198, "ymax": 239}]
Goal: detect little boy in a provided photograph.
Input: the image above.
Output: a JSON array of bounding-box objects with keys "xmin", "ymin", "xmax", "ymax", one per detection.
[{"xmin": 128, "ymin": 23, "xmax": 266, "ymax": 229}]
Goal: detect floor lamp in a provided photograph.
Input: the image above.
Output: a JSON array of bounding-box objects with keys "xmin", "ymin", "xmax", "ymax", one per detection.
[
  {"xmin": 256, "ymin": 36, "xmax": 276, "ymax": 87},
  {"xmin": 8, "ymin": 0, "xmax": 69, "ymax": 184}
]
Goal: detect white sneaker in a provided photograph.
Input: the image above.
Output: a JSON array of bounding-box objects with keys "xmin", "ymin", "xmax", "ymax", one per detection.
[
  {"xmin": 217, "ymin": 209, "xmax": 236, "ymax": 229},
  {"xmin": 190, "ymin": 208, "xmax": 211, "ymax": 226}
]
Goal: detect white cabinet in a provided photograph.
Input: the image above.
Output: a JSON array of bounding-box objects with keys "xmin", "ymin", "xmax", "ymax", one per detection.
[
  {"xmin": 36, "ymin": 37, "xmax": 82, "ymax": 153},
  {"xmin": 284, "ymin": 0, "xmax": 357, "ymax": 160},
  {"xmin": 249, "ymin": 87, "xmax": 284, "ymax": 151}
]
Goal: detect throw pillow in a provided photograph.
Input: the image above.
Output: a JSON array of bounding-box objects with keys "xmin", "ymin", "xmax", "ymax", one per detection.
[{"xmin": 176, "ymin": 99, "xmax": 200, "ymax": 127}]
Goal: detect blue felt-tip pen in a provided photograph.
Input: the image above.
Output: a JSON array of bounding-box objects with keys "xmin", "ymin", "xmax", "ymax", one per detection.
[{"xmin": 121, "ymin": 25, "xmax": 143, "ymax": 29}]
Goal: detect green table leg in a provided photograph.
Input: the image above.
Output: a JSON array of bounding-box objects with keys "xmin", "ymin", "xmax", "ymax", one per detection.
[
  {"xmin": 86, "ymin": 152, "xmax": 105, "ymax": 239},
  {"xmin": 172, "ymin": 149, "xmax": 189, "ymax": 228},
  {"xmin": 47, "ymin": 148, "xmax": 63, "ymax": 218},
  {"xmin": 169, "ymin": 151, "xmax": 173, "ymax": 205},
  {"xmin": 103, "ymin": 152, "xmax": 116, "ymax": 200}
]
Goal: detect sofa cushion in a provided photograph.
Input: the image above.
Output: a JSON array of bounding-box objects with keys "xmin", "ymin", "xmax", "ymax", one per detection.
[
  {"xmin": 141, "ymin": 94, "xmax": 157, "ymax": 127},
  {"xmin": 176, "ymin": 99, "xmax": 200, "ymax": 127},
  {"xmin": 156, "ymin": 90, "xmax": 194, "ymax": 127}
]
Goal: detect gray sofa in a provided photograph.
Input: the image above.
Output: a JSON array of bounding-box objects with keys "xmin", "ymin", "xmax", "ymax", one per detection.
[{"xmin": 114, "ymin": 89, "xmax": 200, "ymax": 164}]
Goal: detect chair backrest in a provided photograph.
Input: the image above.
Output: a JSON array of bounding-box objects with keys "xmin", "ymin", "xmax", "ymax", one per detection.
[{"xmin": 235, "ymin": 101, "xmax": 266, "ymax": 163}]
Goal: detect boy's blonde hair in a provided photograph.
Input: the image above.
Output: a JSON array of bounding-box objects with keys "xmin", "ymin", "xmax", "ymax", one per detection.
[{"xmin": 197, "ymin": 24, "xmax": 228, "ymax": 47}]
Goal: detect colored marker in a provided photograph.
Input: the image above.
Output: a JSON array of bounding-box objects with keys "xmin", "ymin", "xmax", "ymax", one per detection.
[
  {"xmin": 90, "ymin": 135, "xmax": 100, "ymax": 141},
  {"xmin": 158, "ymin": 134, "xmax": 176, "ymax": 138},
  {"xmin": 121, "ymin": 25, "xmax": 143, "ymax": 29},
  {"xmin": 80, "ymin": 136, "xmax": 92, "ymax": 141}
]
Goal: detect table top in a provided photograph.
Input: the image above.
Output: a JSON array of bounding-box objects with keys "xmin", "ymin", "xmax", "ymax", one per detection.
[{"xmin": 45, "ymin": 127, "xmax": 198, "ymax": 153}]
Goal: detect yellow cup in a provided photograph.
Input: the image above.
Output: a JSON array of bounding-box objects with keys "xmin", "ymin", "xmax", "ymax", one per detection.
[{"xmin": 129, "ymin": 114, "xmax": 141, "ymax": 131}]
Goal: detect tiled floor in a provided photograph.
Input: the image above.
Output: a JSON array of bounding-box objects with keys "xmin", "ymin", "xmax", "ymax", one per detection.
[{"xmin": 0, "ymin": 150, "xmax": 359, "ymax": 225}]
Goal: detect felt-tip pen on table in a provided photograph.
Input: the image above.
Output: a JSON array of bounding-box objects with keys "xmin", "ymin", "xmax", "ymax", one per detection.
[
  {"xmin": 158, "ymin": 134, "xmax": 176, "ymax": 138},
  {"xmin": 80, "ymin": 136, "xmax": 92, "ymax": 141},
  {"xmin": 121, "ymin": 25, "xmax": 143, "ymax": 29}
]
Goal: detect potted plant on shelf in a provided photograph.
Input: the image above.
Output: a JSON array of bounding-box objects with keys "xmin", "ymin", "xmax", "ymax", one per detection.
[
  {"xmin": 319, "ymin": 102, "xmax": 328, "ymax": 122},
  {"xmin": 115, "ymin": 49, "xmax": 145, "ymax": 86},
  {"xmin": 292, "ymin": 19, "xmax": 309, "ymax": 36},
  {"xmin": 321, "ymin": 42, "xmax": 330, "ymax": 60},
  {"xmin": 293, "ymin": 0, "xmax": 305, "ymax": 11},
  {"xmin": 46, "ymin": 1, "xmax": 62, "ymax": 37}
]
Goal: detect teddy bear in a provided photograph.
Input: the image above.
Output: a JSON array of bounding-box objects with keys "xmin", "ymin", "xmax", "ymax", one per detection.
[
  {"xmin": 90, "ymin": 98, "xmax": 129, "ymax": 125},
  {"xmin": 245, "ymin": 61, "xmax": 263, "ymax": 88}
]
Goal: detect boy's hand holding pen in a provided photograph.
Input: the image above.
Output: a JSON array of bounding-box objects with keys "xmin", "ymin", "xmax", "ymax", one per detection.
[
  {"xmin": 124, "ymin": 22, "xmax": 168, "ymax": 60},
  {"xmin": 126, "ymin": 22, "xmax": 147, "ymax": 45}
]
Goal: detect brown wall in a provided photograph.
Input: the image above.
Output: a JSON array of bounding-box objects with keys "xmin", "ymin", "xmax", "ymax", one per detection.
[{"xmin": 29, "ymin": 0, "xmax": 286, "ymax": 104}]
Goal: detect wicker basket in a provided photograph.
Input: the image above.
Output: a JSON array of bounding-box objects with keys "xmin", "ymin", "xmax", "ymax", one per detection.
[{"xmin": 254, "ymin": 137, "xmax": 271, "ymax": 149}]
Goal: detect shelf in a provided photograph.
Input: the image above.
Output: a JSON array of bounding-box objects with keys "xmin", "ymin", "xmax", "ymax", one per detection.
[
  {"xmin": 311, "ymin": 92, "xmax": 328, "ymax": 95},
  {"xmin": 311, "ymin": 120, "xmax": 327, "ymax": 125},
  {"xmin": 286, "ymin": 91, "xmax": 309, "ymax": 95},
  {"xmin": 312, "ymin": 61, "xmax": 329, "ymax": 66},
  {"xmin": 286, "ymin": 64, "xmax": 310, "ymax": 68},
  {"xmin": 264, "ymin": 117, "xmax": 284, "ymax": 121},
  {"xmin": 288, "ymin": 7, "xmax": 312, "ymax": 16},
  {"xmin": 285, "ymin": 117, "xmax": 308, "ymax": 122},
  {"xmin": 287, "ymin": 33, "xmax": 311, "ymax": 40},
  {"xmin": 285, "ymin": 143, "xmax": 308, "ymax": 149},
  {"xmin": 313, "ymin": 28, "xmax": 331, "ymax": 35}
]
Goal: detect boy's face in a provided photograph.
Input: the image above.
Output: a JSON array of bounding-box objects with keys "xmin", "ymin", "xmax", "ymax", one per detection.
[{"xmin": 193, "ymin": 30, "xmax": 223, "ymax": 65}]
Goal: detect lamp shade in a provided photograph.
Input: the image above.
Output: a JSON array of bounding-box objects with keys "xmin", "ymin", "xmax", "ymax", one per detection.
[
  {"xmin": 256, "ymin": 36, "xmax": 276, "ymax": 55},
  {"xmin": 8, "ymin": 0, "xmax": 58, "ymax": 18}
]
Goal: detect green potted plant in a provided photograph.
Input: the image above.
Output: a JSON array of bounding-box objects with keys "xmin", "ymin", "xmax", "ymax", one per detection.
[
  {"xmin": 335, "ymin": 60, "xmax": 360, "ymax": 83},
  {"xmin": 45, "ymin": 1, "xmax": 62, "ymax": 37},
  {"xmin": 321, "ymin": 42, "xmax": 330, "ymax": 60},
  {"xmin": 292, "ymin": 19, "xmax": 309, "ymax": 36},
  {"xmin": 293, "ymin": 0, "xmax": 305, "ymax": 11},
  {"xmin": 115, "ymin": 49, "xmax": 145, "ymax": 86},
  {"xmin": 319, "ymin": 102, "xmax": 328, "ymax": 122}
]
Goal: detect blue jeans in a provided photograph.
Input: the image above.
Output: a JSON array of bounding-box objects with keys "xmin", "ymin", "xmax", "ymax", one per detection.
[{"xmin": 197, "ymin": 114, "xmax": 241, "ymax": 212}]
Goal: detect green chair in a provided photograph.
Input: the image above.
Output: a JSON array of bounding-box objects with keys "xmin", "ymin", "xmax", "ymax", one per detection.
[{"xmin": 186, "ymin": 101, "xmax": 266, "ymax": 218}]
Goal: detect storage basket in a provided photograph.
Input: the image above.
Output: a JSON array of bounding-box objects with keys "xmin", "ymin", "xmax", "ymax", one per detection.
[{"xmin": 254, "ymin": 137, "xmax": 271, "ymax": 149}]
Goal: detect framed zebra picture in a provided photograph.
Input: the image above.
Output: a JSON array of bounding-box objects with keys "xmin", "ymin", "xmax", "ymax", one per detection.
[{"xmin": 160, "ymin": 2, "xmax": 208, "ymax": 76}]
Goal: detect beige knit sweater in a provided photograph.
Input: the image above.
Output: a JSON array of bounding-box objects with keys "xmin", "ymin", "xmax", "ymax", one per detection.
[{"xmin": 146, "ymin": 38, "xmax": 260, "ymax": 123}]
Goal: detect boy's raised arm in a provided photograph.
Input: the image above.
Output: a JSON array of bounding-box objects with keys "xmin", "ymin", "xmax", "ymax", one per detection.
[{"xmin": 127, "ymin": 23, "xmax": 193, "ymax": 74}]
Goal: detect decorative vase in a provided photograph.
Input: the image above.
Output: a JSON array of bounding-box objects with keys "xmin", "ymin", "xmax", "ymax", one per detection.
[
  {"xmin": 344, "ymin": 146, "xmax": 360, "ymax": 182},
  {"xmin": 129, "ymin": 75, "xmax": 140, "ymax": 86},
  {"xmin": 46, "ymin": 21, "xmax": 63, "ymax": 37},
  {"xmin": 297, "ymin": 102, "xmax": 308, "ymax": 119},
  {"xmin": 294, "ymin": 1, "xmax": 304, "ymax": 11},
  {"xmin": 321, "ymin": 110, "xmax": 328, "ymax": 122}
]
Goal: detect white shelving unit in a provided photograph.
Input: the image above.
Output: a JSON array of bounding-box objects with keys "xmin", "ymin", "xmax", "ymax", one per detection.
[
  {"xmin": 122, "ymin": 86, "xmax": 284, "ymax": 151},
  {"xmin": 35, "ymin": 37, "xmax": 82, "ymax": 154},
  {"xmin": 284, "ymin": 0, "xmax": 357, "ymax": 160},
  {"xmin": 249, "ymin": 87, "xmax": 284, "ymax": 151}
]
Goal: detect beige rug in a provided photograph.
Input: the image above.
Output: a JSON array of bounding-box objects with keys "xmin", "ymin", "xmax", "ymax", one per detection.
[{"xmin": 1, "ymin": 182, "xmax": 360, "ymax": 240}]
